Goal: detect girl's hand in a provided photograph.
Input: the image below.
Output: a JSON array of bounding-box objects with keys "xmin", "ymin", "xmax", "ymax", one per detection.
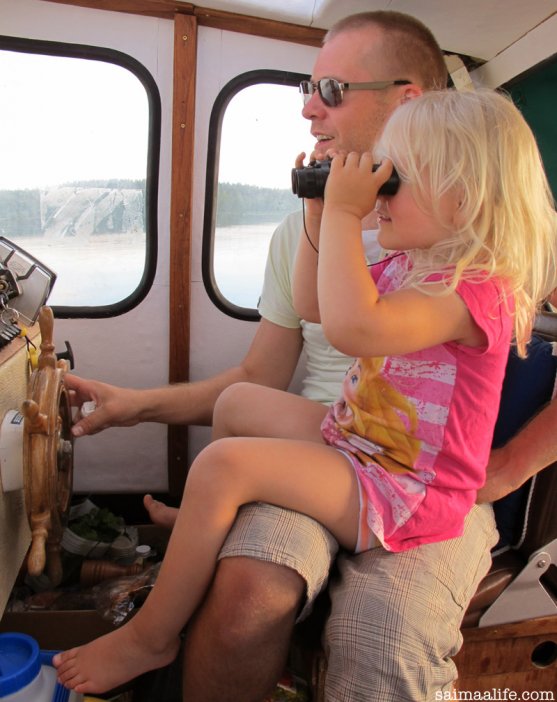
[{"xmin": 324, "ymin": 153, "xmax": 394, "ymax": 221}]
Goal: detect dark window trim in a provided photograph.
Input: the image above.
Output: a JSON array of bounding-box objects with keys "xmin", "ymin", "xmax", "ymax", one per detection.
[
  {"xmin": 202, "ymin": 69, "xmax": 308, "ymax": 322},
  {"xmin": 0, "ymin": 34, "xmax": 161, "ymax": 318}
]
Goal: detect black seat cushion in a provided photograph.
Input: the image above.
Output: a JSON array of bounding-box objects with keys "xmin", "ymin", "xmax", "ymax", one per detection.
[{"xmin": 491, "ymin": 335, "xmax": 557, "ymax": 549}]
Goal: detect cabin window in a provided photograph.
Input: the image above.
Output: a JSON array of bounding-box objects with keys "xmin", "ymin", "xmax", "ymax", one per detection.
[
  {"xmin": 0, "ymin": 36, "xmax": 160, "ymax": 318},
  {"xmin": 203, "ymin": 70, "xmax": 313, "ymax": 320}
]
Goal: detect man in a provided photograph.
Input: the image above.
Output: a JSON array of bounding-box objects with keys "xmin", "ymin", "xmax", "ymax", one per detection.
[{"xmin": 65, "ymin": 11, "xmax": 556, "ymax": 701}]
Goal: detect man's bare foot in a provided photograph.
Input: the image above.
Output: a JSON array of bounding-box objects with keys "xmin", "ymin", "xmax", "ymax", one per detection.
[
  {"xmin": 144, "ymin": 494, "xmax": 178, "ymax": 530},
  {"xmin": 53, "ymin": 620, "xmax": 180, "ymax": 694}
]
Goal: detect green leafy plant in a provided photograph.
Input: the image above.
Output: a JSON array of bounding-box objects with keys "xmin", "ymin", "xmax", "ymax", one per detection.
[{"xmin": 69, "ymin": 507, "xmax": 124, "ymax": 543}]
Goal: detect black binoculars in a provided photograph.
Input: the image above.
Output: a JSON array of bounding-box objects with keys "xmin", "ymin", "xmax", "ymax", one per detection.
[{"xmin": 291, "ymin": 159, "xmax": 399, "ymax": 199}]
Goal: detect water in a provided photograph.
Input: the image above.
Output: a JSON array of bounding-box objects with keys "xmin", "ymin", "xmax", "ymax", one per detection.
[
  {"xmin": 9, "ymin": 223, "xmax": 278, "ymax": 311},
  {"xmin": 8, "ymin": 234, "xmax": 146, "ymax": 307},
  {"xmin": 214, "ymin": 222, "xmax": 277, "ymax": 309}
]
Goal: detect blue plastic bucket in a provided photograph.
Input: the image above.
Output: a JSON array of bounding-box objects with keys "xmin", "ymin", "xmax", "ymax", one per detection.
[{"xmin": 0, "ymin": 632, "xmax": 82, "ymax": 701}]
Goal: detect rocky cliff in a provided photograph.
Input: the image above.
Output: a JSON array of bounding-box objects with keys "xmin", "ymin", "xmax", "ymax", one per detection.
[
  {"xmin": 0, "ymin": 184, "xmax": 145, "ymax": 240},
  {"xmin": 40, "ymin": 187, "xmax": 145, "ymax": 239}
]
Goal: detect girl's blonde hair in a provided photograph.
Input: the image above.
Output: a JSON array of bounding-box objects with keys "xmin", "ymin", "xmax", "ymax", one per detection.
[{"xmin": 375, "ymin": 88, "xmax": 557, "ymax": 356}]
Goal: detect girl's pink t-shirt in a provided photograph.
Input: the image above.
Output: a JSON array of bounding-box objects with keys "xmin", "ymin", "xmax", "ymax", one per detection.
[{"xmin": 321, "ymin": 254, "xmax": 513, "ymax": 552}]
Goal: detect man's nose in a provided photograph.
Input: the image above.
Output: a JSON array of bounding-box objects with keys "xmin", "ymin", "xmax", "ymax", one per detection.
[{"xmin": 301, "ymin": 90, "xmax": 327, "ymax": 120}]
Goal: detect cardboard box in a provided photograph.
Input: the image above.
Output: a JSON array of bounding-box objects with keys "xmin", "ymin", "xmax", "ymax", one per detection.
[
  {"xmin": 0, "ymin": 525, "xmax": 167, "ymax": 650},
  {"xmin": 0, "ymin": 608, "xmax": 116, "ymax": 649}
]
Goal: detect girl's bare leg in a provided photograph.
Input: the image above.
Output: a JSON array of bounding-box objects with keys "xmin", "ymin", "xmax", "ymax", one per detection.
[
  {"xmin": 212, "ymin": 382, "xmax": 328, "ymax": 442},
  {"xmin": 143, "ymin": 384, "xmax": 327, "ymax": 532},
  {"xmin": 54, "ymin": 396, "xmax": 357, "ymax": 695}
]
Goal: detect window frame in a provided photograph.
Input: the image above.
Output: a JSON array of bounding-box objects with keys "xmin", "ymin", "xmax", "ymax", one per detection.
[
  {"xmin": 202, "ymin": 68, "xmax": 308, "ymax": 322},
  {"xmin": 0, "ymin": 34, "xmax": 161, "ymax": 318}
]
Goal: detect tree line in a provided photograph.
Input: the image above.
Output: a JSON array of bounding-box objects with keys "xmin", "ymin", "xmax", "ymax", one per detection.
[
  {"xmin": 0, "ymin": 180, "xmax": 298, "ymax": 238},
  {"xmin": 216, "ymin": 182, "xmax": 299, "ymax": 227}
]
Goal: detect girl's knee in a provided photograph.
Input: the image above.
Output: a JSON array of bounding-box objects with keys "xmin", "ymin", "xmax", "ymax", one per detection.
[
  {"xmin": 215, "ymin": 382, "xmax": 253, "ymax": 413},
  {"xmin": 192, "ymin": 438, "xmax": 237, "ymax": 473},
  {"xmin": 213, "ymin": 382, "xmax": 254, "ymax": 436},
  {"xmin": 188, "ymin": 439, "xmax": 249, "ymax": 500}
]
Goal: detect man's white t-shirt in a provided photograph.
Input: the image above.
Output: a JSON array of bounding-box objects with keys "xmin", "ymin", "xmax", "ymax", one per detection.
[{"xmin": 258, "ymin": 210, "xmax": 382, "ymax": 404}]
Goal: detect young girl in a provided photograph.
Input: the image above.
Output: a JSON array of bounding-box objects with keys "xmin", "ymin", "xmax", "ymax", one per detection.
[{"xmin": 54, "ymin": 88, "xmax": 557, "ymax": 693}]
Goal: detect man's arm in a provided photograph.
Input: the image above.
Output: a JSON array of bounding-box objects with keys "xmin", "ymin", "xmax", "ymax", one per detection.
[
  {"xmin": 66, "ymin": 318, "xmax": 303, "ymax": 436},
  {"xmin": 478, "ymin": 396, "xmax": 557, "ymax": 503},
  {"xmin": 292, "ymin": 218, "xmax": 321, "ymax": 323}
]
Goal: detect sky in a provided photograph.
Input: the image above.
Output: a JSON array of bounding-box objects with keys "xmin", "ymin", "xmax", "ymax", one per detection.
[
  {"xmin": 0, "ymin": 51, "xmax": 149, "ymax": 190},
  {"xmin": 0, "ymin": 50, "xmax": 314, "ymax": 192},
  {"xmin": 218, "ymin": 82, "xmax": 314, "ymax": 190}
]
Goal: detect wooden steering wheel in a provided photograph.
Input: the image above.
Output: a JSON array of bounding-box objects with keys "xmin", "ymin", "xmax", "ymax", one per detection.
[{"xmin": 21, "ymin": 306, "xmax": 73, "ymax": 586}]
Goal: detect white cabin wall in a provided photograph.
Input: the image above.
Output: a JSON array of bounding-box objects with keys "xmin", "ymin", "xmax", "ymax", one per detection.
[
  {"xmin": 2, "ymin": 0, "xmax": 174, "ymax": 492},
  {"xmin": 1, "ymin": 0, "xmax": 319, "ymax": 491},
  {"xmin": 188, "ymin": 27, "xmax": 318, "ymax": 461}
]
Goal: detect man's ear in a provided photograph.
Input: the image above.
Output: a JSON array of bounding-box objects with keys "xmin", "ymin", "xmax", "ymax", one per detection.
[{"xmin": 401, "ymin": 85, "xmax": 423, "ymax": 103}]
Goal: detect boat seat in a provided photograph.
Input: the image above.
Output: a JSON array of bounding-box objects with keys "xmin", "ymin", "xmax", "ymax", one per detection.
[
  {"xmin": 454, "ymin": 309, "xmax": 557, "ymax": 693},
  {"xmin": 463, "ymin": 309, "xmax": 557, "ymax": 628},
  {"xmin": 461, "ymin": 459, "xmax": 557, "ymax": 628},
  {"xmin": 454, "ymin": 461, "xmax": 557, "ymax": 693}
]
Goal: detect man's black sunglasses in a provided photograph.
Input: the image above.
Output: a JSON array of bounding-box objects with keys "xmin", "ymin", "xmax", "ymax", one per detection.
[{"xmin": 300, "ymin": 78, "xmax": 411, "ymax": 107}]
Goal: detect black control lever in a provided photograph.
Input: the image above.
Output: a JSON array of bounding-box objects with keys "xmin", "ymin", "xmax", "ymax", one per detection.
[{"xmin": 56, "ymin": 340, "xmax": 75, "ymax": 370}]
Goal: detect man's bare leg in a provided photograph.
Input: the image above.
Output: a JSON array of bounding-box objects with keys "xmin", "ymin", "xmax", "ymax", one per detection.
[
  {"xmin": 144, "ymin": 494, "xmax": 178, "ymax": 529},
  {"xmin": 183, "ymin": 557, "xmax": 304, "ymax": 702}
]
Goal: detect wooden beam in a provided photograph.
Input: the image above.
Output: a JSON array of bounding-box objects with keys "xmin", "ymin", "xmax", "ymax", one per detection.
[
  {"xmin": 193, "ymin": 6, "xmax": 324, "ymax": 46},
  {"xmin": 40, "ymin": 1, "xmax": 325, "ymax": 45},
  {"xmin": 41, "ymin": 0, "xmax": 189, "ymax": 20},
  {"xmin": 167, "ymin": 12, "xmax": 196, "ymax": 497}
]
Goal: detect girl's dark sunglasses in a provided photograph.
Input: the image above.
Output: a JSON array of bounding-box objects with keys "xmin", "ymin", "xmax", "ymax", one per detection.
[{"xmin": 300, "ymin": 78, "xmax": 411, "ymax": 107}]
